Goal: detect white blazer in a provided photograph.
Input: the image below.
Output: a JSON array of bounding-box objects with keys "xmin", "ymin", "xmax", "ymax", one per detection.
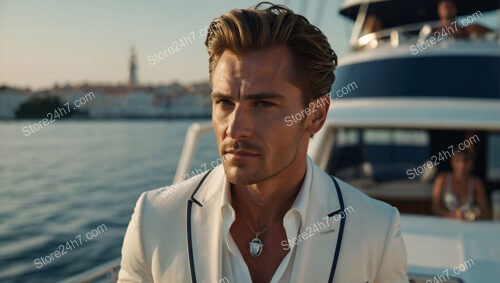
[{"xmin": 118, "ymin": 159, "xmax": 408, "ymax": 283}]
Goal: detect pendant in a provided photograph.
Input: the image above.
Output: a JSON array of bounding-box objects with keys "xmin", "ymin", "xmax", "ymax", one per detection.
[{"xmin": 249, "ymin": 236, "xmax": 264, "ymax": 257}]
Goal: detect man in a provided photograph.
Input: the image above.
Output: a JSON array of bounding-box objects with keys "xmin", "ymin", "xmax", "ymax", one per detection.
[
  {"xmin": 434, "ymin": 0, "xmax": 491, "ymax": 38},
  {"xmin": 118, "ymin": 2, "xmax": 408, "ymax": 283}
]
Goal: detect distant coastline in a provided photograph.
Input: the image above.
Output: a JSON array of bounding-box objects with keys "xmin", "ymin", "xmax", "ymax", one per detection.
[{"xmin": 0, "ymin": 82, "xmax": 212, "ymax": 120}]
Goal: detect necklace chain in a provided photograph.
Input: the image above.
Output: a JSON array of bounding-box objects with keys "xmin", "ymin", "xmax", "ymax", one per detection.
[{"xmin": 238, "ymin": 208, "xmax": 268, "ymax": 237}]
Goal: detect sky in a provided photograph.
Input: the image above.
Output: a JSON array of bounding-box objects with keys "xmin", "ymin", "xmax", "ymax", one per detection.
[{"xmin": 0, "ymin": 0, "xmax": 497, "ymax": 90}]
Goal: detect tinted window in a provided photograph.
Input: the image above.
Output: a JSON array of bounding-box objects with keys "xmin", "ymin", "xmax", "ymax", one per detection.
[
  {"xmin": 327, "ymin": 128, "xmax": 430, "ymax": 182},
  {"xmin": 488, "ymin": 133, "xmax": 500, "ymax": 181}
]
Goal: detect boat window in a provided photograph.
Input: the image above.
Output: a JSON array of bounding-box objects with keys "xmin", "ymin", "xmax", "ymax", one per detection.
[
  {"xmin": 408, "ymin": 273, "xmax": 464, "ymax": 283},
  {"xmin": 326, "ymin": 128, "xmax": 498, "ymax": 187},
  {"xmin": 487, "ymin": 132, "xmax": 500, "ymax": 181},
  {"xmin": 327, "ymin": 128, "xmax": 430, "ymax": 182}
]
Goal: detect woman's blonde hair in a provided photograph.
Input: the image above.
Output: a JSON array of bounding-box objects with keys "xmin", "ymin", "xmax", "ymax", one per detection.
[{"xmin": 205, "ymin": 2, "xmax": 337, "ymax": 106}]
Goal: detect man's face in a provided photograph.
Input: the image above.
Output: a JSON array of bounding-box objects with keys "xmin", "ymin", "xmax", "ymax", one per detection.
[
  {"xmin": 211, "ymin": 46, "xmax": 312, "ymax": 185},
  {"xmin": 438, "ymin": 1, "xmax": 457, "ymax": 21}
]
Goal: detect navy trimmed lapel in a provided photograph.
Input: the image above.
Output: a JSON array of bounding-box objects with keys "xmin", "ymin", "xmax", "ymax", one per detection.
[
  {"xmin": 186, "ymin": 169, "xmax": 223, "ymax": 283},
  {"xmin": 328, "ymin": 175, "xmax": 347, "ymax": 283},
  {"xmin": 290, "ymin": 173, "xmax": 347, "ymax": 283}
]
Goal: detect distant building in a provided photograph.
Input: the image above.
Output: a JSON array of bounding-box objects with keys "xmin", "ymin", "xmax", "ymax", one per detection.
[
  {"xmin": 46, "ymin": 82, "xmax": 211, "ymax": 118},
  {"xmin": 0, "ymin": 86, "xmax": 29, "ymax": 119}
]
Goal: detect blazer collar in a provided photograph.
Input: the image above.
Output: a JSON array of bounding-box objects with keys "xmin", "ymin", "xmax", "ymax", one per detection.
[{"xmin": 189, "ymin": 157, "xmax": 340, "ymax": 215}]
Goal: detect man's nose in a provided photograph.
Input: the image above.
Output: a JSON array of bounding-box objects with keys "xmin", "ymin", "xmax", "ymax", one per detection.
[{"xmin": 226, "ymin": 104, "xmax": 252, "ymax": 140}]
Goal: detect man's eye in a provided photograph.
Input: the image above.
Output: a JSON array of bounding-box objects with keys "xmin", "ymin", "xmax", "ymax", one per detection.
[
  {"xmin": 216, "ymin": 99, "xmax": 233, "ymax": 106},
  {"xmin": 255, "ymin": 101, "xmax": 274, "ymax": 108}
]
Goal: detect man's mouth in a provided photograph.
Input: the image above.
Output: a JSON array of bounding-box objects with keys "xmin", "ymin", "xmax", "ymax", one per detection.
[{"xmin": 224, "ymin": 150, "xmax": 260, "ymax": 160}]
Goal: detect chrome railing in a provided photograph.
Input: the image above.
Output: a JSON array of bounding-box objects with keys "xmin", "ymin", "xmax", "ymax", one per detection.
[
  {"xmin": 59, "ymin": 257, "xmax": 121, "ymax": 283},
  {"xmin": 354, "ymin": 21, "xmax": 499, "ymax": 50}
]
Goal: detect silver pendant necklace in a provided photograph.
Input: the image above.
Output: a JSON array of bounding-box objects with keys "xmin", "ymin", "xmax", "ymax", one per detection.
[{"xmin": 240, "ymin": 210, "xmax": 268, "ymax": 257}]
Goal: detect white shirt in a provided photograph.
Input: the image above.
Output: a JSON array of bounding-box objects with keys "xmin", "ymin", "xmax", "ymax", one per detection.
[{"xmin": 220, "ymin": 158, "xmax": 313, "ymax": 283}]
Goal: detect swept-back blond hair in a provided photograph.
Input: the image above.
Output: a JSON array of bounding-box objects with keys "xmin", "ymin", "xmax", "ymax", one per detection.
[{"xmin": 205, "ymin": 2, "xmax": 337, "ymax": 105}]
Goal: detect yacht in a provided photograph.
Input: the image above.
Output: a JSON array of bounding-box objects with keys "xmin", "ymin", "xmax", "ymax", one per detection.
[{"xmin": 62, "ymin": 0, "xmax": 500, "ymax": 282}]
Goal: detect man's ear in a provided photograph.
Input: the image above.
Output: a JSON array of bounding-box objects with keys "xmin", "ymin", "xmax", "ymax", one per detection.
[{"xmin": 306, "ymin": 94, "xmax": 330, "ymax": 137}]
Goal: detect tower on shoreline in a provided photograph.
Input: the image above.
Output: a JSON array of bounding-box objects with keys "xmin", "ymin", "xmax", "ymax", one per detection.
[{"xmin": 129, "ymin": 47, "xmax": 138, "ymax": 86}]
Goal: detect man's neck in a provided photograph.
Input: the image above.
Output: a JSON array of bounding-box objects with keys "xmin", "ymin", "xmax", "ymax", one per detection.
[
  {"xmin": 230, "ymin": 160, "xmax": 307, "ymax": 231},
  {"xmin": 440, "ymin": 18, "xmax": 454, "ymax": 27}
]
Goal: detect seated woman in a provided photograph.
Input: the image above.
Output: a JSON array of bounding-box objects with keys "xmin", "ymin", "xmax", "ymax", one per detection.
[{"xmin": 432, "ymin": 148, "xmax": 491, "ymax": 220}]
